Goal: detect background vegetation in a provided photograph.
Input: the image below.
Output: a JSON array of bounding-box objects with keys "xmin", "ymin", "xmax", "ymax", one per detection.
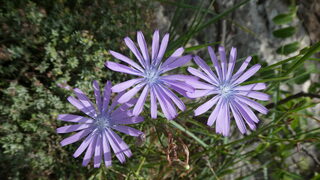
[{"xmin": 1, "ymin": 0, "xmax": 320, "ymax": 179}]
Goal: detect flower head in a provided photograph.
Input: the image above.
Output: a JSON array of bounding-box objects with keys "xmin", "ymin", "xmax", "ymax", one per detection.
[
  {"xmin": 106, "ymin": 30, "xmax": 195, "ymax": 120},
  {"xmin": 187, "ymin": 46, "xmax": 270, "ymax": 136},
  {"xmin": 57, "ymin": 80, "xmax": 144, "ymax": 168}
]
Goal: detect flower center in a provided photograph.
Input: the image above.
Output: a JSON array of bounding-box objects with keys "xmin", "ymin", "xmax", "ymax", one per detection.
[
  {"xmin": 219, "ymin": 83, "xmax": 234, "ymax": 98},
  {"xmin": 144, "ymin": 68, "xmax": 160, "ymax": 85},
  {"xmin": 95, "ymin": 114, "xmax": 111, "ymax": 130}
]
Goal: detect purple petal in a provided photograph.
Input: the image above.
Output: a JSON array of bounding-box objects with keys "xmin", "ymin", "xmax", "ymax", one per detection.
[
  {"xmin": 161, "ymin": 47, "xmax": 184, "ymax": 68},
  {"xmin": 111, "ymin": 78, "xmax": 144, "ymax": 93},
  {"xmin": 74, "ymin": 88, "xmax": 97, "ymax": 117},
  {"xmin": 57, "ymin": 114, "xmax": 94, "ymax": 123},
  {"xmin": 158, "ymin": 84, "xmax": 186, "ymax": 111},
  {"xmin": 107, "ymin": 129, "xmax": 132, "ymax": 158},
  {"xmin": 216, "ymin": 100, "xmax": 230, "ymax": 136},
  {"xmin": 218, "ymin": 46, "xmax": 227, "ymax": 80},
  {"xmin": 193, "ymin": 55, "xmax": 219, "ymax": 84},
  {"xmin": 150, "ymin": 87, "xmax": 158, "ymax": 119},
  {"xmin": 187, "ymin": 89, "xmax": 218, "ymax": 98},
  {"xmin": 102, "ymin": 81, "xmax": 112, "ymax": 112},
  {"xmin": 109, "ymin": 50, "xmax": 144, "ymax": 72},
  {"xmin": 207, "ymin": 98, "xmax": 222, "ymax": 126},
  {"xmin": 161, "ymin": 55, "xmax": 192, "ymax": 73},
  {"xmin": 186, "ymin": 79, "xmax": 216, "ymax": 90},
  {"xmin": 93, "ymin": 80, "xmax": 102, "ymax": 113},
  {"xmin": 137, "ymin": 31, "xmax": 150, "ymax": 67},
  {"xmin": 232, "ymin": 100, "xmax": 256, "ymax": 130},
  {"xmin": 57, "ymin": 124, "xmax": 92, "ymax": 134},
  {"xmin": 104, "ymin": 129, "xmax": 126, "ymax": 163},
  {"xmin": 73, "ymin": 133, "xmax": 96, "ymax": 158},
  {"xmin": 133, "ymin": 86, "xmax": 149, "ymax": 116},
  {"xmin": 111, "ymin": 98, "xmax": 137, "ymax": 117},
  {"xmin": 102, "ymin": 130, "xmax": 112, "ymax": 167},
  {"xmin": 60, "ymin": 128, "xmax": 93, "ymax": 147},
  {"xmin": 236, "ymin": 90, "xmax": 270, "ymax": 101},
  {"xmin": 82, "ymin": 133, "xmax": 97, "ymax": 166},
  {"xmin": 194, "ymin": 96, "xmax": 219, "ymax": 116},
  {"xmin": 226, "ymin": 47, "xmax": 236, "ymax": 80},
  {"xmin": 155, "ymin": 33, "xmax": 169, "ymax": 66},
  {"xmin": 67, "ymin": 96, "xmax": 95, "ymax": 118},
  {"xmin": 208, "ymin": 46, "xmax": 223, "ymax": 81},
  {"xmin": 109, "ymin": 91, "xmax": 125, "ymax": 112},
  {"xmin": 112, "ymin": 116, "xmax": 144, "ymax": 125},
  {"xmin": 162, "ymin": 79, "xmax": 194, "ymax": 93},
  {"xmin": 229, "ymin": 102, "xmax": 247, "ymax": 134},
  {"xmin": 234, "ymin": 83, "xmax": 266, "ymax": 91},
  {"xmin": 231, "ymin": 56, "xmax": 252, "ymax": 81},
  {"xmin": 152, "ymin": 30, "xmax": 160, "ymax": 62},
  {"xmin": 154, "ymin": 86, "xmax": 176, "ymax": 120},
  {"xmin": 166, "ymin": 84, "xmax": 188, "ymax": 97},
  {"xmin": 235, "ymin": 95, "xmax": 268, "ymax": 114},
  {"xmin": 187, "ymin": 67, "xmax": 216, "ymax": 85},
  {"xmin": 234, "ymin": 99, "xmax": 259, "ymax": 123},
  {"xmin": 124, "ymin": 37, "xmax": 146, "ymax": 68},
  {"xmin": 118, "ymin": 83, "xmax": 146, "ymax": 103},
  {"xmin": 94, "ymin": 134, "xmax": 103, "ymax": 168},
  {"xmin": 112, "ymin": 125, "xmax": 143, "ymax": 137},
  {"xmin": 105, "ymin": 61, "xmax": 143, "ymax": 76},
  {"xmin": 232, "ymin": 64, "xmax": 261, "ymax": 85},
  {"xmin": 161, "ymin": 74, "xmax": 199, "ymax": 81}
]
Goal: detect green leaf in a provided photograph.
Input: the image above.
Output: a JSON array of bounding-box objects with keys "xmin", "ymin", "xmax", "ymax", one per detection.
[
  {"xmin": 283, "ymin": 41, "xmax": 320, "ymax": 76},
  {"xmin": 184, "ymin": 42, "xmax": 220, "ymax": 53},
  {"xmin": 272, "ymin": 13, "xmax": 294, "ymax": 25},
  {"xmin": 276, "ymin": 42, "xmax": 299, "ymax": 55},
  {"xmin": 273, "ymin": 27, "xmax": 296, "ymax": 38}
]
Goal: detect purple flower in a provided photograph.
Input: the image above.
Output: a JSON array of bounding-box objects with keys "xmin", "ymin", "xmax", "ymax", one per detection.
[
  {"xmin": 106, "ymin": 30, "xmax": 195, "ymax": 120},
  {"xmin": 57, "ymin": 80, "xmax": 144, "ymax": 168},
  {"xmin": 187, "ymin": 46, "xmax": 270, "ymax": 136}
]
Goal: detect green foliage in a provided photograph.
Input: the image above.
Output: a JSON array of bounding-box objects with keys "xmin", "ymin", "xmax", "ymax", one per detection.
[{"xmin": 1, "ymin": 0, "xmax": 320, "ymax": 179}]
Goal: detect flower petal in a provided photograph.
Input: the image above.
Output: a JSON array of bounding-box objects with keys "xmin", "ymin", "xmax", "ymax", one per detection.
[
  {"xmin": 193, "ymin": 55, "xmax": 219, "ymax": 84},
  {"xmin": 207, "ymin": 98, "xmax": 222, "ymax": 126},
  {"xmin": 57, "ymin": 114, "xmax": 94, "ymax": 123},
  {"xmin": 73, "ymin": 133, "xmax": 96, "ymax": 158},
  {"xmin": 57, "ymin": 124, "xmax": 92, "ymax": 134},
  {"xmin": 105, "ymin": 61, "xmax": 143, "ymax": 76},
  {"xmin": 107, "ymin": 129, "xmax": 132, "ymax": 158},
  {"xmin": 219, "ymin": 46, "xmax": 228, "ymax": 80},
  {"xmin": 74, "ymin": 88, "xmax": 97, "ymax": 118},
  {"xmin": 94, "ymin": 134, "xmax": 103, "ymax": 168},
  {"xmin": 82, "ymin": 133, "xmax": 97, "ymax": 166},
  {"xmin": 226, "ymin": 47, "xmax": 236, "ymax": 80},
  {"xmin": 188, "ymin": 67, "xmax": 216, "ymax": 85},
  {"xmin": 152, "ymin": 30, "xmax": 160, "ymax": 62},
  {"xmin": 194, "ymin": 96, "xmax": 219, "ymax": 116},
  {"xmin": 236, "ymin": 95, "xmax": 268, "ymax": 114},
  {"xmin": 109, "ymin": 50, "xmax": 144, "ymax": 72},
  {"xmin": 231, "ymin": 56, "xmax": 252, "ymax": 81},
  {"xmin": 111, "ymin": 78, "xmax": 144, "ymax": 93},
  {"xmin": 161, "ymin": 74, "xmax": 198, "ymax": 81},
  {"xmin": 60, "ymin": 128, "xmax": 93, "ymax": 147},
  {"xmin": 187, "ymin": 89, "xmax": 218, "ymax": 98},
  {"xmin": 124, "ymin": 37, "xmax": 146, "ymax": 68},
  {"xmin": 112, "ymin": 116, "xmax": 144, "ymax": 125},
  {"xmin": 150, "ymin": 86, "xmax": 158, "ymax": 119},
  {"xmin": 208, "ymin": 46, "xmax": 223, "ymax": 81},
  {"xmin": 137, "ymin": 31, "xmax": 150, "ymax": 67},
  {"xmin": 155, "ymin": 33, "xmax": 169, "ymax": 66},
  {"xmin": 158, "ymin": 85, "xmax": 186, "ymax": 111},
  {"xmin": 234, "ymin": 83, "xmax": 266, "ymax": 91},
  {"xmin": 118, "ymin": 83, "xmax": 146, "ymax": 103},
  {"xmin": 133, "ymin": 85, "xmax": 149, "ymax": 116},
  {"xmin": 229, "ymin": 102, "xmax": 247, "ymax": 134},
  {"xmin": 67, "ymin": 96, "xmax": 95, "ymax": 118},
  {"xmin": 236, "ymin": 90, "xmax": 270, "ymax": 101},
  {"xmin": 216, "ymin": 100, "xmax": 230, "ymax": 136},
  {"xmin": 232, "ymin": 100, "xmax": 256, "ymax": 130},
  {"xmin": 186, "ymin": 79, "xmax": 216, "ymax": 90},
  {"xmin": 102, "ymin": 81, "xmax": 112, "ymax": 112},
  {"xmin": 154, "ymin": 85, "xmax": 176, "ymax": 120},
  {"xmin": 232, "ymin": 64, "xmax": 261, "ymax": 85},
  {"xmin": 161, "ymin": 55, "xmax": 192, "ymax": 73},
  {"xmin": 102, "ymin": 130, "xmax": 112, "ymax": 167},
  {"xmin": 104, "ymin": 129, "xmax": 126, "ymax": 163},
  {"xmin": 161, "ymin": 47, "xmax": 184, "ymax": 68},
  {"xmin": 112, "ymin": 125, "xmax": 143, "ymax": 137},
  {"xmin": 162, "ymin": 79, "xmax": 194, "ymax": 93}
]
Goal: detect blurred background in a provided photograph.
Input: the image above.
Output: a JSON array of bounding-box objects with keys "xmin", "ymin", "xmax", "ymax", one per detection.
[{"xmin": 1, "ymin": 0, "xmax": 320, "ymax": 179}]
